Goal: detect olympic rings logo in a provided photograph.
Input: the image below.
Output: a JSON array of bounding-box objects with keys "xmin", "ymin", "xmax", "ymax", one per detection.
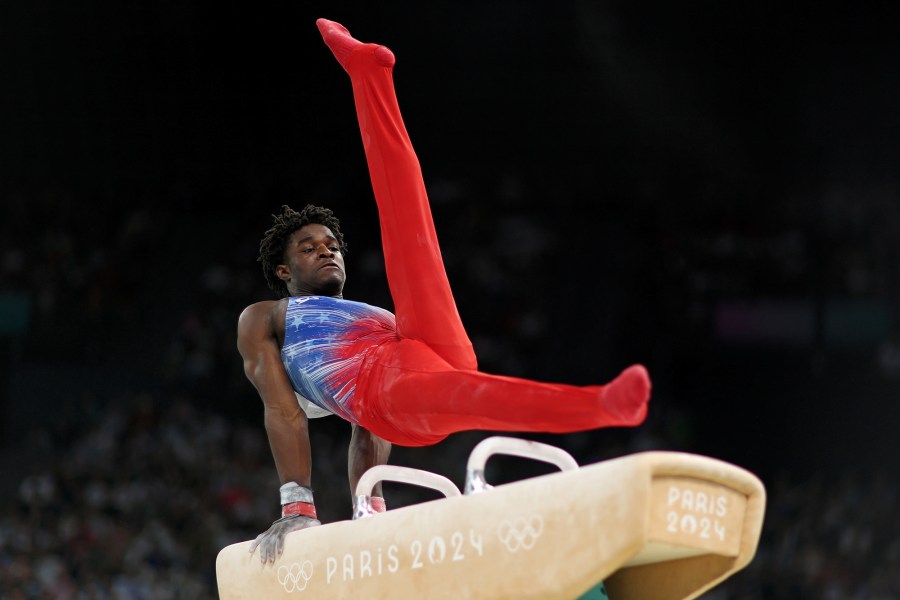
[
  {"xmin": 276, "ymin": 560, "xmax": 314, "ymax": 593},
  {"xmin": 497, "ymin": 515, "xmax": 544, "ymax": 552}
]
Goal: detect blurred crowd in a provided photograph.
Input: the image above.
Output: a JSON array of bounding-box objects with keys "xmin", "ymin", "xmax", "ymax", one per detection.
[{"xmin": 2, "ymin": 175, "xmax": 899, "ymax": 598}]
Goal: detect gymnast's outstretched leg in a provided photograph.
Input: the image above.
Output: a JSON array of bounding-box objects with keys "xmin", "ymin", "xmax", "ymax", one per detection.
[{"xmin": 356, "ymin": 339, "xmax": 651, "ymax": 445}]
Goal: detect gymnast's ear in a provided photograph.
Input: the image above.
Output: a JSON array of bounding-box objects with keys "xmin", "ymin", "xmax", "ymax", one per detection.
[{"xmin": 275, "ymin": 263, "xmax": 291, "ymax": 282}]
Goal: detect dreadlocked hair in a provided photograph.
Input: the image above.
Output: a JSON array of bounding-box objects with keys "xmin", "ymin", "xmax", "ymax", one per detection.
[{"xmin": 257, "ymin": 204, "xmax": 347, "ymax": 298}]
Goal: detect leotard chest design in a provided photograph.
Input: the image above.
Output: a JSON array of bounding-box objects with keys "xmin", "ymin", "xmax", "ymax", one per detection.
[{"xmin": 281, "ymin": 295, "xmax": 396, "ymax": 422}]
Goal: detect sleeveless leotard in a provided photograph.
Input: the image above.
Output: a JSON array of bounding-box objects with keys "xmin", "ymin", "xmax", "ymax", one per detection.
[{"xmin": 281, "ymin": 295, "xmax": 396, "ymax": 423}]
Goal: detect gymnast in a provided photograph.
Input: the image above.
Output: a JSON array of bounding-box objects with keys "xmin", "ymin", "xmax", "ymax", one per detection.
[{"xmin": 236, "ymin": 18, "xmax": 652, "ymax": 563}]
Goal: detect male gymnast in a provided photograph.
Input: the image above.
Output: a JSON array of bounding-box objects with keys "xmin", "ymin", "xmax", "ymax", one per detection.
[{"xmin": 237, "ymin": 18, "xmax": 652, "ymax": 563}]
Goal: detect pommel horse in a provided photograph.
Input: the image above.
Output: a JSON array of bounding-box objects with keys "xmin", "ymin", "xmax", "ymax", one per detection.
[{"xmin": 216, "ymin": 437, "xmax": 766, "ymax": 599}]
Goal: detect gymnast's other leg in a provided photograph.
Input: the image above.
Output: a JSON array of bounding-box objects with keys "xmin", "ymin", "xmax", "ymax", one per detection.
[{"xmin": 355, "ymin": 339, "xmax": 650, "ymax": 446}]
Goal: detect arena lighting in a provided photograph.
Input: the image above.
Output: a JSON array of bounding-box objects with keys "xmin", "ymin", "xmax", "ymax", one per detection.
[{"xmin": 216, "ymin": 436, "xmax": 765, "ymax": 599}]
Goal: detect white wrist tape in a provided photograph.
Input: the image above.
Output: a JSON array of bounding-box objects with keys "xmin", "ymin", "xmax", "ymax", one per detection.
[{"xmin": 280, "ymin": 482, "xmax": 314, "ymax": 505}]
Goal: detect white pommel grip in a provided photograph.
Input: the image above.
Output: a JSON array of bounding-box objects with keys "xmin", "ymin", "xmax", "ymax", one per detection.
[
  {"xmin": 464, "ymin": 435, "xmax": 580, "ymax": 495},
  {"xmin": 353, "ymin": 465, "xmax": 461, "ymax": 520}
]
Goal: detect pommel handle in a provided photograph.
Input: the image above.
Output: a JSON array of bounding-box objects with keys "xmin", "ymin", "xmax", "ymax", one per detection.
[
  {"xmin": 464, "ymin": 436, "xmax": 579, "ymax": 495},
  {"xmin": 353, "ymin": 465, "xmax": 461, "ymax": 520}
]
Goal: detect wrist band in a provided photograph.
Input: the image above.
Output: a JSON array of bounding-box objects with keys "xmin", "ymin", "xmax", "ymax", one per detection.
[
  {"xmin": 282, "ymin": 501, "xmax": 317, "ymax": 519},
  {"xmin": 370, "ymin": 497, "xmax": 386, "ymax": 513},
  {"xmin": 280, "ymin": 482, "xmax": 314, "ymax": 505}
]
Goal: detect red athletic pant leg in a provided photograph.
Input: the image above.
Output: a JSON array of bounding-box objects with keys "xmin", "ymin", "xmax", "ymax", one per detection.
[
  {"xmin": 355, "ymin": 339, "xmax": 650, "ymax": 446},
  {"xmin": 344, "ymin": 44, "xmax": 477, "ymax": 372}
]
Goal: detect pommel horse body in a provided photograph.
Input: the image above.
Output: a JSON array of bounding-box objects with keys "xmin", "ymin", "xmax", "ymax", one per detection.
[{"xmin": 216, "ymin": 437, "xmax": 766, "ymax": 599}]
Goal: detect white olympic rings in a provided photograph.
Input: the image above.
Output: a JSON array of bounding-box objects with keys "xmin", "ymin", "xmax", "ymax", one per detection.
[
  {"xmin": 497, "ymin": 515, "xmax": 544, "ymax": 552},
  {"xmin": 276, "ymin": 560, "xmax": 314, "ymax": 593}
]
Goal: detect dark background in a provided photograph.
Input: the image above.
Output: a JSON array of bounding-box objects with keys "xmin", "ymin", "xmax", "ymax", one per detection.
[{"xmin": 2, "ymin": 0, "xmax": 899, "ymax": 597}]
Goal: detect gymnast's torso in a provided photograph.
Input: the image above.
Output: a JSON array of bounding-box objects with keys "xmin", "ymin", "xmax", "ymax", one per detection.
[{"xmin": 280, "ymin": 295, "xmax": 397, "ymax": 422}]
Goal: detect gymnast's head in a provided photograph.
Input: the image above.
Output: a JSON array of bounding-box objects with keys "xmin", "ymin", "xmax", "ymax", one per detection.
[{"xmin": 258, "ymin": 204, "xmax": 348, "ymax": 298}]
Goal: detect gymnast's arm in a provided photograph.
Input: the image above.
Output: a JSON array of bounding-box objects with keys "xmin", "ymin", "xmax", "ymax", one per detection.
[
  {"xmin": 349, "ymin": 423, "xmax": 392, "ymax": 509},
  {"xmin": 237, "ymin": 301, "xmax": 320, "ymax": 562}
]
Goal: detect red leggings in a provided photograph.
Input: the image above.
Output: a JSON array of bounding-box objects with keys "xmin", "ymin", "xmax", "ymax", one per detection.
[{"xmin": 329, "ymin": 32, "xmax": 650, "ymax": 447}]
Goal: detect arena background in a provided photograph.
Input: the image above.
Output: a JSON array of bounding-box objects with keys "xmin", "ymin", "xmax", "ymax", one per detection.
[{"xmin": 1, "ymin": 0, "xmax": 899, "ymax": 597}]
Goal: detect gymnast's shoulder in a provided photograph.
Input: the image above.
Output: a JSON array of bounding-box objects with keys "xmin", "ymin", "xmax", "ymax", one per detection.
[{"xmin": 237, "ymin": 298, "xmax": 289, "ymax": 336}]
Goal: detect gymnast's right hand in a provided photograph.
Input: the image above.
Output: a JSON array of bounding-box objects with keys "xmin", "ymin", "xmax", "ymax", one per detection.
[{"xmin": 249, "ymin": 514, "xmax": 322, "ymax": 564}]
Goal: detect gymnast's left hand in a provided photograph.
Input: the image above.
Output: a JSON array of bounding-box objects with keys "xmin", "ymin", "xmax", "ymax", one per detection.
[{"xmin": 249, "ymin": 515, "xmax": 321, "ymax": 564}]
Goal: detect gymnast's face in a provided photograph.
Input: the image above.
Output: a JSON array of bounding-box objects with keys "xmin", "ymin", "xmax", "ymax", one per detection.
[{"xmin": 277, "ymin": 224, "xmax": 346, "ymax": 297}]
